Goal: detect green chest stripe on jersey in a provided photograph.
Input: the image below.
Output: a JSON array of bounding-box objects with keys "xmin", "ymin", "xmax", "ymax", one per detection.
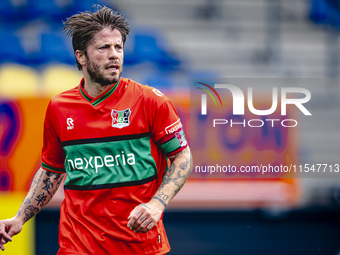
[{"xmin": 63, "ymin": 136, "xmax": 157, "ymax": 190}]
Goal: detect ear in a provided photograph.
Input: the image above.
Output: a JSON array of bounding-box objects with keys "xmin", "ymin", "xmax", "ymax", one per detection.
[{"xmin": 75, "ymin": 50, "xmax": 86, "ymax": 67}]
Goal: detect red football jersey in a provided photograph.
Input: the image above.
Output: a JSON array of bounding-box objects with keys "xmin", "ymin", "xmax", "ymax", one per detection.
[{"xmin": 41, "ymin": 78, "xmax": 187, "ymax": 255}]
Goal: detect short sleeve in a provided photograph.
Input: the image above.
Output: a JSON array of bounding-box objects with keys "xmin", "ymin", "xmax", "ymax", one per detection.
[
  {"xmin": 41, "ymin": 101, "xmax": 66, "ymax": 173},
  {"xmin": 149, "ymin": 96, "xmax": 188, "ymax": 157}
]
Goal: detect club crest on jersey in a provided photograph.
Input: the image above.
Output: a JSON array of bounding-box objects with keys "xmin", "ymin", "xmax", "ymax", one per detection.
[{"xmin": 111, "ymin": 108, "xmax": 131, "ymax": 129}]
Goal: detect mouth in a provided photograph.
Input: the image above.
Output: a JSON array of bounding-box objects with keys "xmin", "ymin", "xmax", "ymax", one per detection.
[{"xmin": 106, "ymin": 64, "xmax": 120, "ymax": 72}]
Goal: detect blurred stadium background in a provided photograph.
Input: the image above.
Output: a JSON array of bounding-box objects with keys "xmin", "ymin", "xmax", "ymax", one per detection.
[{"xmin": 1, "ymin": 0, "xmax": 340, "ymax": 254}]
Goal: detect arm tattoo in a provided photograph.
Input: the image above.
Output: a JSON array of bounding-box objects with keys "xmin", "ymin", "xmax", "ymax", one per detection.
[
  {"xmin": 179, "ymin": 159, "xmax": 189, "ymax": 170},
  {"xmin": 170, "ymin": 148, "xmax": 187, "ymax": 159},
  {"xmin": 152, "ymin": 196, "xmax": 167, "ymax": 208},
  {"xmin": 157, "ymin": 148, "xmax": 192, "ymax": 201},
  {"xmin": 162, "ymin": 159, "xmax": 190, "ymax": 189},
  {"xmin": 16, "ymin": 198, "xmax": 32, "ymax": 217},
  {"xmin": 159, "ymin": 163, "xmax": 176, "ymax": 189},
  {"xmin": 42, "ymin": 178, "xmax": 54, "ymax": 194},
  {"xmin": 17, "ymin": 169, "xmax": 65, "ymax": 222},
  {"xmin": 30, "ymin": 170, "xmax": 44, "ymax": 199},
  {"xmin": 23, "ymin": 206, "xmax": 39, "ymax": 222},
  {"xmin": 24, "ymin": 198, "xmax": 32, "ymax": 205},
  {"xmin": 141, "ymin": 203, "xmax": 151, "ymax": 210},
  {"xmin": 173, "ymin": 169, "xmax": 185, "ymax": 187},
  {"xmin": 157, "ymin": 192, "xmax": 169, "ymax": 201},
  {"xmin": 31, "ymin": 175, "xmax": 38, "ymax": 186},
  {"xmin": 56, "ymin": 175, "xmax": 64, "ymax": 186},
  {"xmin": 35, "ymin": 192, "xmax": 47, "ymax": 206},
  {"xmin": 46, "ymin": 171, "xmax": 61, "ymax": 180}
]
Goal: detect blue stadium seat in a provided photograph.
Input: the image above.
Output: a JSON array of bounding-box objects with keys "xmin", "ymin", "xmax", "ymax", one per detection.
[
  {"xmin": 73, "ymin": 0, "xmax": 99, "ymax": 12},
  {"xmin": 157, "ymin": 49, "xmax": 181, "ymax": 71},
  {"xmin": 124, "ymin": 33, "xmax": 181, "ymax": 71},
  {"xmin": 38, "ymin": 32, "xmax": 75, "ymax": 65},
  {"xmin": 144, "ymin": 71, "xmax": 173, "ymax": 88},
  {"xmin": 0, "ymin": 0, "xmax": 20, "ymax": 21},
  {"xmin": 309, "ymin": 0, "xmax": 340, "ymax": 28},
  {"xmin": 26, "ymin": 0, "xmax": 74, "ymax": 21},
  {"xmin": 0, "ymin": 31, "xmax": 28, "ymax": 64},
  {"xmin": 72, "ymin": 0, "xmax": 117, "ymax": 13},
  {"xmin": 310, "ymin": 0, "xmax": 330, "ymax": 24},
  {"xmin": 124, "ymin": 34, "xmax": 157, "ymax": 66}
]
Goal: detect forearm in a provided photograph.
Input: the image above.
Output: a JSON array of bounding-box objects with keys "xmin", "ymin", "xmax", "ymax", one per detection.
[
  {"xmin": 152, "ymin": 147, "xmax": 193, "ymax": 208},
  {"xmin": 127, "ymin": 147, "xmax": 192, "ymax": 233},
  {"xmin": 14, "ymin": 168, "xmax": 65, "ymax": 224}
]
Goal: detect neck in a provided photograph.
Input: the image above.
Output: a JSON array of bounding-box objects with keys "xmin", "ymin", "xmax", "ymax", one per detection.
[{"xmin": 82, "ymin": 74, "xmax": 112, "ymax": 98}]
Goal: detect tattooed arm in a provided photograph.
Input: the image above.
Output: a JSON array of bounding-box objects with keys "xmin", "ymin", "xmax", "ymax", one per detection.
[
  {"xmin": 127, "ymin": 146, "xmax": 192, "ymax": 233},
  {"xmin": 0, "ymin": 168, "xmax": 65, "ymax": 251}
]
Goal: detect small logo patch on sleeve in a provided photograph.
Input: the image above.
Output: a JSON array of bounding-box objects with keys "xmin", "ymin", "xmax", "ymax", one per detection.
[
  {"xmin": 152, "ymin": 88, "xmax": 164, "ymax": 97},
  {"xmin": 165, "ymin": 119, "xmax": 182, "ymax": 135},
  {"xmin": 175, "ymin": 130, "xmax": 187, "ymax": 147}
]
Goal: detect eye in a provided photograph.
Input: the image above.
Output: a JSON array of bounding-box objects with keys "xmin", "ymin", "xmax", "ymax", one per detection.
[
  {"xmin": 116, "ymin": 45, "xmax": 123, "ymax": 50},
  {"xmin": 99, "ymin": 45, "xmax": 110, "ymax": 50}
]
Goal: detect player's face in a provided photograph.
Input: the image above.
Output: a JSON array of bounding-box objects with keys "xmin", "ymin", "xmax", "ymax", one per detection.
[{"xmin": 85, "ymin": 28, "xmax": 124, "ymax": 86}]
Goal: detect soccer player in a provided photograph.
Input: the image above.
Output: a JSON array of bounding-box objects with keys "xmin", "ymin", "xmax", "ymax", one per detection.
[{"xmin": 0, "ymin": 5, "xmax": 192, "ymax": 255}]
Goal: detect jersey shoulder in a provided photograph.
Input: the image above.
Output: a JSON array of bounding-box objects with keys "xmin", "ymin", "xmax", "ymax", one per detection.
[{"xmin": 122, "ymin": 78, "xmax": 170, "ymax": 107}]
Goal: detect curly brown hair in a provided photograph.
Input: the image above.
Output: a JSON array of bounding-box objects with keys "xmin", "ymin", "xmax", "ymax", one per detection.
[{"xmin": 63, "ymin": 5, "xmax": 130, "ymax": 70}]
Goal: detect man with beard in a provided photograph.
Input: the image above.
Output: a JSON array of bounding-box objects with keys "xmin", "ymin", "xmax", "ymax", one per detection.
[{"xmin": 0, "ymin": 5, "xmax": 192, "ymax": 255}]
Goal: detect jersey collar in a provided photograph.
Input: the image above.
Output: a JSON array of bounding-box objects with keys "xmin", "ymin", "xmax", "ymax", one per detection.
[{"xmin": 79, "ymin": 78, "xmax": 120, "ymax": 106}]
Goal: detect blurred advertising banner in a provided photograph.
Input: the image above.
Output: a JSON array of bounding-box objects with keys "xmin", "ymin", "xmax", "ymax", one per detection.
[
  {"xmin": 0, "ymin": 98, "xmax": 50, "ymax": 192},
  {"xmin": 0, "ymin": 98, "xmax": 47, "ymax": 255}
]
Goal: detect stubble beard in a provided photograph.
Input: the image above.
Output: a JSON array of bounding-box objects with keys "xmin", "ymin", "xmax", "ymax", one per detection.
[{"xmin": 86, "ymin": 59, "xmax": 122, "ymax": 86}]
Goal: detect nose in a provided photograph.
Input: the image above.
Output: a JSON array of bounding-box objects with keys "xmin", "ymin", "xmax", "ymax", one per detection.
[{"xmin": 108, "ymin": 46, "xmax": 118, "ymax": 60}]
